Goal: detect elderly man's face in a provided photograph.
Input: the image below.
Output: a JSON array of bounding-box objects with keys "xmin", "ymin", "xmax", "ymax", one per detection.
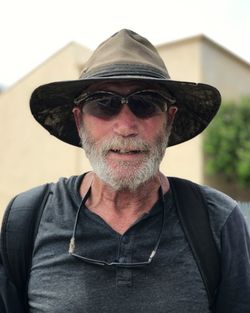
[{"xmin": 73, "ymin": 82, "xmax": 177, "ymax": 191}]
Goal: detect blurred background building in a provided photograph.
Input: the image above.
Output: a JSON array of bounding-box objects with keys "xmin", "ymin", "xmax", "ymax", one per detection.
[{"xmin": 1, "ymin": 34, "xmax": 250, "ymax": 220}]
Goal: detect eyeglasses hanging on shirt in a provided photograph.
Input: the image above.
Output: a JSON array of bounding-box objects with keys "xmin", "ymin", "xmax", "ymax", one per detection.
[{"xmin": 68, "ymin": 185, "xmax": 166, "ymax": 268}]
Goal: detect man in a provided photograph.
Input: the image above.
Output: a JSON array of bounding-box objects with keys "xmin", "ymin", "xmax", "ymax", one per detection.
[{"xmin": 1, "ymin": 29, "xmax": 250, "ymax": 313}]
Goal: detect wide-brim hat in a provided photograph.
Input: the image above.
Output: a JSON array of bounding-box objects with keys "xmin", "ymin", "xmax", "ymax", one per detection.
[{"xmin": 30, "ymin": 29, "xmax": 221, "ymax": 147}]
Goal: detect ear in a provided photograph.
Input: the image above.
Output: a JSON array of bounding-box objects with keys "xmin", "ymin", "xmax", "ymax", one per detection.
[
  {"xmin": 72, "ymin": 107, "xmax": 83, "ymax": 133},
  {"xmin": 167, "ymin": 106, "xmax": 178, "ymax": 125}
]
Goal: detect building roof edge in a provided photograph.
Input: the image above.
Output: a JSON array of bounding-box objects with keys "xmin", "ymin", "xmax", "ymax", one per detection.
[{"xmin": 156, "ymin": 34, "xmax": 250, "ymax": 69}]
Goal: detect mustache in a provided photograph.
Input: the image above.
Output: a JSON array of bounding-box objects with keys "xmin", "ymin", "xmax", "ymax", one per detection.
[{"xmin": 94, "ymin": 136, "xmax": 151, "ymax": 155}]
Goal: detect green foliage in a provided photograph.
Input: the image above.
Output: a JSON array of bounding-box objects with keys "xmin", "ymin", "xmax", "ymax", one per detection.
[{"xmin": 204, "ymin": 97, "xmax": 250, "ymax": 187}]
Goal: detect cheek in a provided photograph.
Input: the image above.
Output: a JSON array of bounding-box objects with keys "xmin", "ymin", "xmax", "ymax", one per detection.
[
  {"xmin": 82, "ymin": 115, "xmax": 112, "ymax": 140},
  {"xmin": 141, "ymin": 115, "xmax": 167, "ymax": 139}
]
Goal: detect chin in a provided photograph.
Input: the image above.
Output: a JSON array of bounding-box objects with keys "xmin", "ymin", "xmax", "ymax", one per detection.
[{"xmin": 96, "ymin": 163, "xmax": 158, "ymax": 192}]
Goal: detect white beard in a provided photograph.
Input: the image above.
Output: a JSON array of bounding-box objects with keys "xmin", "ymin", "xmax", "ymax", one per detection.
[{"xmin": 80, "ymin": 125, "xmax": 170, "ymax": 191}]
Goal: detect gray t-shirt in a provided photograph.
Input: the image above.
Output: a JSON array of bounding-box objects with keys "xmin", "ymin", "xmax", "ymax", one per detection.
[{"xmin": 28, "ymin": 175, "xmax": 250, "ymax": 313}]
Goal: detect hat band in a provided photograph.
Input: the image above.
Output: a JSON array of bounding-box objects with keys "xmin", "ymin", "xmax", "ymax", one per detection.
[{"xmin": 81, "ymin": 64, "xmax": 170, "ymax": 80}]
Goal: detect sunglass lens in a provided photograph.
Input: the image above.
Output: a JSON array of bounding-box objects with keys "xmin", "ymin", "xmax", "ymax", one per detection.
[
  {"xmin": 129, "ymin": 93, "xmax": 167, "ymax": 118},
  {"xmin": 83, "ymin": 94, "xmax": 122, "ymax": 118}
]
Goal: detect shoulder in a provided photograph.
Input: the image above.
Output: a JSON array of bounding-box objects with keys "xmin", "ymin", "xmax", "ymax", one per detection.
[
  {"xmin": 2, "ymin": 175, "xmax": 84, "ymax": 223},
  {"xmin": 197, "ymin": 184, "xmax": 240, "ymax": 251},
  {"xmin": 169, "ymin": 176, "xmax": 241, "ymax": 252},
  {"xmin": 8, "ymin": 184, "xmax": 52, "ymax": 208},
  {"xmin": 198, "ymin": 184, "xmax": 250, "ymax": 261},
  {"xmin": 199, "ymin": 184, "xmax": 237, "ymax": 216},
  {"xmin": 8, "ymin": 174, "xmax": 84, "ymax": 205},
  {"xmin": 169, "ymin": 176, "xmax": 237, "ymax": 233}
]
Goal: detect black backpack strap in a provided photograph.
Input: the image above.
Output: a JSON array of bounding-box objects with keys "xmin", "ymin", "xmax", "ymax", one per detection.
[
  {"xmin": 168, "ymin": 177, "xmax": 220, "ymax": 311},
  {"xmin": 0, "ymin": 183, "xmax": 53, "ymax": 309}
]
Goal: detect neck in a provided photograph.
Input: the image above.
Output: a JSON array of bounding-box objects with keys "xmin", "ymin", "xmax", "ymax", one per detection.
[{"xmin": 79, "ymin": 171, "xmax": 169, "ymax": 234}]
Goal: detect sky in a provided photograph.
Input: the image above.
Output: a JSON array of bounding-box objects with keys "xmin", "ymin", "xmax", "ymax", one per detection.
[{"xmin": 0, "ymin": 0, "xmax": 249, "ymax": 88}]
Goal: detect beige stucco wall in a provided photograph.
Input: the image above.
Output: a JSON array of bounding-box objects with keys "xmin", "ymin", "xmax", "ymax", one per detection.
[
  {"xmin": 0, "ymin": 43, "xmax": 92, "ymax": 219},
  {"xmin": 157, "ymin": 39, "xmax": 203, "ymax": 183},
  {"xmin": 200, "ymin": 39, "xmax": 250, "ymax": 101},
  {"xmin": 157, "ymin": 38, "xmax": 202, "ymax": 82}
]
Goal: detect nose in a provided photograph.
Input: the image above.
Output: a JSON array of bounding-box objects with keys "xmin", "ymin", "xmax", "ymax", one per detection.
[{"xmin": 113, "ymin": 104, "xmax": 139, "ymax": 137}]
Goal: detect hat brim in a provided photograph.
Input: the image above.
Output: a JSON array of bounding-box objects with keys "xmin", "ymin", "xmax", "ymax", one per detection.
[{"xmin": 30, "ymin": 76, "xmax": 221, "ymax": 147}]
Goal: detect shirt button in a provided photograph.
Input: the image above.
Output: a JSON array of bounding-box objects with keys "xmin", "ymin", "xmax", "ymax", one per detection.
[
  {"xmin": 118, "ymin": 256, "xmax": 126, "ymax": 263},
  {"xmin": 121, "ymin": 236, "xmax": 129, "ymax": 244}
]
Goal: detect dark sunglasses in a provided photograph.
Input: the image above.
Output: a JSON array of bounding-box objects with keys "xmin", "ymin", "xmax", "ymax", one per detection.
[
  {"xmin": 68, "ymin": 186, "xmax": 166, "ymax": 268},
  {"xmin": 74, "ymin": 89, "xmax": 176, "ymax": 119}
]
